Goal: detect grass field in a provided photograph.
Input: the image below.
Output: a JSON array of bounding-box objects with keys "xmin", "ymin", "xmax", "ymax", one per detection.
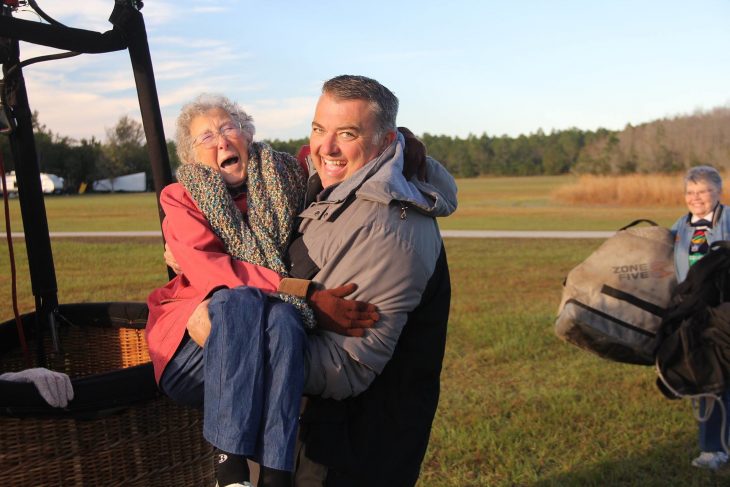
[
  {"xmin": 0, "ymin": 176, "xmax": 722, "ymax": 486},
  {"xmin": 2, "ymin": 175, "xmax": 687, "ymax": 233},
  {"xmin": 444, "ymin": 175, "xmax": 685, "ymax": 231}
]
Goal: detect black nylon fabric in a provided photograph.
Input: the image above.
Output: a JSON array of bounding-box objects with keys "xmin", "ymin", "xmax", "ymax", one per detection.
[{"xmin": 656, "ymin": 241, "xmax": 730, "ymax": 397}]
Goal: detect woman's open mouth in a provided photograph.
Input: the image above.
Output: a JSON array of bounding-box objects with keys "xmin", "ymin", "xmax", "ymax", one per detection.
[{"xmin": 220, "ymin": 156, "xmax": 239, "ymax": 169}]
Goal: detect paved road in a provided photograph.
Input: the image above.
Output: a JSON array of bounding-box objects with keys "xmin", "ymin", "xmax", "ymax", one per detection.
[
  {"xmin": 9, "ymin": 230, "xmax": 615, "ymax": 239},
  {"xmin": 9, "ymin": 231, "xmax": 162, "ymax": 238},
  {"xmin": 440, "ymin": 230, "xmax": 614, "ymax": 239}
]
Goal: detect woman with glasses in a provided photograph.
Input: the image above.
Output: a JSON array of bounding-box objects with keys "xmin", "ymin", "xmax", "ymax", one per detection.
[
  {"xmin": 145, "ymin": 94, "xmax": 378, "ymax": 487},
  {"xmin": 671, "ymin": 165, "xmax": 730, "ymax": 470}
]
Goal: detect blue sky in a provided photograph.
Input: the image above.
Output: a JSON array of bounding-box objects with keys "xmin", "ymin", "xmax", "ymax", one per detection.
[{"xmin": 12, "ymin": 0, "xmax": 730, "ymax": 143}]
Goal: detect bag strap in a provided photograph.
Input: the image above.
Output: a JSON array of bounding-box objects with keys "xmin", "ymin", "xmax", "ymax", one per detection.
[{"xmin": 618, "ymin": 219, "xmax": 658, "ymax": 231}]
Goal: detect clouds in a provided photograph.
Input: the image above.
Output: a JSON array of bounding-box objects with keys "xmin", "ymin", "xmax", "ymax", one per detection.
[
  {"xmin": 244, "ymin": 97, "xmax": 318, "ymax": 141},
  {"xmin": 5, "ymin": 0, "xmax": 730, "ymax": 144},
  {"xmin": 12, "ymin": 1, "xmax": 266, "ymax": 141},
  {"xmin": 25, "ymin": 81, "xmax": 139, "ymax": 142},
  {"xmin": 18, "ymin": 44, "xmax": 138, "ymax": 140},
  {"xmin": 12, "ymin": 2, "xmax": 155, "ymax": 139}
]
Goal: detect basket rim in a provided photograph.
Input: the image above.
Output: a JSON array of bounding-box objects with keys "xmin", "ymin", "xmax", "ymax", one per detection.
[{"xmin": 0, "ymin": 301, "xmax": 157, "ymax": 419}]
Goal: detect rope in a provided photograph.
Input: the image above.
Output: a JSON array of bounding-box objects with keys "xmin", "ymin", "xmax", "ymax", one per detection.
[
  {"xmin": 27, "ymin": 0, "xmax": 68, "ymax": 27},
  {"xmin": 656, "ymin": 359, "xmax": 729, "ymax": 454},
  {"xmin": 691, "ymin": 396, "xmax": 728, "ymax": 455},
  {"xmin": 0, "ymin": 151, "xmax": 32, "ymax": 367}
]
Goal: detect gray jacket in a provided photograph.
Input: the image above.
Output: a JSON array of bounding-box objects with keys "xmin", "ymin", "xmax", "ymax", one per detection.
[
  {"xmin": 671, "ymin": 204, "xmax": 730, "ymax": 282},
  {"xmin": 301, "ymin": 135, "xmax": 457, "ymax": 399}
]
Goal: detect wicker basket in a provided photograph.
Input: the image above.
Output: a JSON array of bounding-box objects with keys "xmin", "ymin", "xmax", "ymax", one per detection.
[{"xmin": 0, "ymin": 302, "xmax": 215, "ymax": 487}]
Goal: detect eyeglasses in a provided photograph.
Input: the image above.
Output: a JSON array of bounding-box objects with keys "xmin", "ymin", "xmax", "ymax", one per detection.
[
  {"xmin": 192, "ymin": 123, "xmax": 243, "ymax": 149},
  {"xmin": 685, "ymin": 189, "xmax": 714, "ymax": 198}
]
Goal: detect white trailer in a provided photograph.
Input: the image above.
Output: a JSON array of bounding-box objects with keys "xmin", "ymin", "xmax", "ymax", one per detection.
[
  {"xmin": 92, "ymin": 172, "xmax": 146, "ymax": 192},
  {"xmin": 3, "ymin": 171, "xmax": 64, "ymax": 194}
]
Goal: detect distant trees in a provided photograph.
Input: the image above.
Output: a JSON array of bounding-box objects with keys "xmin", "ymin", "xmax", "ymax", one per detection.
[
  {"xmin": 98, "ymin": 116, "xmax": 148, "ymax": 190},
  {"xmin": 2, "ymin": 106, "xmax": 729, "ymax": 191},
  {"xmin": 2, "ymin": 114, "xmax": 149, "ymax": 193},
  {"xmin": 266, "ymin": 137, "xmax": 309, "ymax": 158},
  {"xmin": 32, "ymin": 112, "xmax": 103, "ymax": 191},
  {"xmin": 419, "ymin": 107, "xmax": 730, "ymax": 177}
]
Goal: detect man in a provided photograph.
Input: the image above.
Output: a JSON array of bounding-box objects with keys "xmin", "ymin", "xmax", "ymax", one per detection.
[
  {"xmin": 288, "ymin": 75, "xmax": 456, "ymax": 486},
  {"xmin": 181, "ymin": 75, "xmax": 457, "ymax": 486}
]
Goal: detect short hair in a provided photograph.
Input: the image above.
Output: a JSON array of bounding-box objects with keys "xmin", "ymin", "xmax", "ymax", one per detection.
[
  {"xmin": 684, "ymin": 165, "xmax": 723, "ymax": 193},
  {"xmin": 322, "ymin": 75, "xmax": 399, "ymax": 141},
  {"xmin": 175, "ymin": 93, "xmax": 255, "ymax": 164}
]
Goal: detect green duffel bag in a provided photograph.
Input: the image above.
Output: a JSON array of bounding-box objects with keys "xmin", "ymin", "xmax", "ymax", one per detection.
[{"xmin": 555, "ymin": 220, "xmax": 677, "ymax": 365}]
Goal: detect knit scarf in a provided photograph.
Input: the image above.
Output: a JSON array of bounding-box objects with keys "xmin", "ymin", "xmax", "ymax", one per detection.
[{"xmin": 176, "ymin": 141, "xmax": 316, "ymax": 329}]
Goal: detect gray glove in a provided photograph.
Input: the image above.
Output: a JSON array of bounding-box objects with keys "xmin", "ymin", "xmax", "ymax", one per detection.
[{"xmin": 0, "ymin": 367, "xmax": 74, "ymax": 408}]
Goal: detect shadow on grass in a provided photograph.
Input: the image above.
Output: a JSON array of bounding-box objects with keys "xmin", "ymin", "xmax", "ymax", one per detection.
[{"xmin": 530, "ymin": 438, "xmax": 730, "ymax": 487}]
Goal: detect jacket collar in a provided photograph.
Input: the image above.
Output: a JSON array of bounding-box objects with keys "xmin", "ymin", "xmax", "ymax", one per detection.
[
  {"xmin": 300, "ymin": 135, "xmax": 405, "ymax": 222},
  {"xmin": 685, "ymin": 203, "xmax": 723, "ymax": 228}
]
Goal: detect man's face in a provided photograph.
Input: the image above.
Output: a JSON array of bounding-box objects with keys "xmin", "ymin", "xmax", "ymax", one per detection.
[
  {"xmin": 189, "ymin": 107, "xmax": 249, "ymax": 187},
  {"xmin": 310, "ymin": 93, "xmax": 395, "ymax": 188}
]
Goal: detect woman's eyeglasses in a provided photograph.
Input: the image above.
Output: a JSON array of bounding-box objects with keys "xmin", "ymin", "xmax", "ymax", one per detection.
[
  {"xmin": 685, "ymin": 189, "xmax": 713, "ymax": 198},
  {"xmin": 192, "ymin": 123, "xmax": 243, "ymax": 149}
]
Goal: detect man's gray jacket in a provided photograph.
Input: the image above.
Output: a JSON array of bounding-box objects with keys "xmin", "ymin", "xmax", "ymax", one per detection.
[{"xmin": 298, "ymin": 135, "xmax": 457, "ymax": 400}]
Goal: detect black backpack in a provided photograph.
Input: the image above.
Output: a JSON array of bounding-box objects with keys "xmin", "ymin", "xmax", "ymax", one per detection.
[{"xmin": 655, "ymin": 241, "xmax": 730, "ymax": 398}]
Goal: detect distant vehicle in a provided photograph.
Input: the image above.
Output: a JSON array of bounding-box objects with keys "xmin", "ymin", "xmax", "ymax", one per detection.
[
  {"xmin": 3, "ymin": 171, "xmax": 65, "ymax": 194},
  {"xmin": 91, "ymin": 172, "xmax": 146, "ymax": 192}
]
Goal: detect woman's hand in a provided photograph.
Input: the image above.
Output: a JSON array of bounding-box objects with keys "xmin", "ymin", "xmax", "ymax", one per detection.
[
  {"xmin": 187, "ymin": 298, "xmax": 212, "ymax": 347},
  {"xmin": 399, "ymin": 126, "xmax": 427, "ymax": 181},
  {"xmin": 164, "ymin": 243, "xmax": 182, "ymax": 275},
  {"xmin": 307, "ymin": 283, "xmax": 379, "ymax": 337}
]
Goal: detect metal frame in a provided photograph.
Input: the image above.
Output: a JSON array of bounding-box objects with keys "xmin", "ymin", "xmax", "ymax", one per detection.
[{"xmin": 0, "ymin": 0, "xmax": 173, "ymax": 363}]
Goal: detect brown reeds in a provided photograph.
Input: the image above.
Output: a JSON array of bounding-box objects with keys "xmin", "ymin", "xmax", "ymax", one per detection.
[{"xmin": 551, "ymin": 173, "xmax": 729, "ymax": 207}]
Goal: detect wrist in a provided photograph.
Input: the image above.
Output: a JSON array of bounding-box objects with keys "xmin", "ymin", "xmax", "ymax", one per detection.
[{"xmin": 278, "ymin": 277, "xmax": 312, "ymax": 298}]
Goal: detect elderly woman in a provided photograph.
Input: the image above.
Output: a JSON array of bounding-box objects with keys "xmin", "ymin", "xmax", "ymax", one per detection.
[
  {"xmin": 671, "ymin": 165, "xmax": 730, "ymax": 470},
  {"xmin": 146, "ymin": 94, "xmax": 377, "ymax": 487}
]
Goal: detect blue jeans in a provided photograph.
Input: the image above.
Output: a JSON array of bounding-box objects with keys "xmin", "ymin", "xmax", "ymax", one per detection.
[
  {"xmin": 698, "ymin": 390, "xmax": 730, "ymax": 452},
  {"xmin": 159, "ymin": 286, "xmax": 306, "ymax": 471}
]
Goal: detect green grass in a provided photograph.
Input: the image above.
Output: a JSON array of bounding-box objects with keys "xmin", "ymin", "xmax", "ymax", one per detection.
[
  {"xmin": 0, "ymin": 238, "xmax": 168, "ymax": 309},
  {"xmin": 3, "ymin": 176, "xmax": 687, "ymax": 233},
  {"xmin": 4, "ymin": 193, "xmax": 162, "ymax": 232},
  {"xmin": 420, "ymin": 239, "xmax": 720, "ymax": 486},
  {"xmin": 0, "ymin": 237, "xmax": 722, "ymax": 486},
  {"xmin": 440, "ymin": 175, "xmax": 685, "ymax": 231}
]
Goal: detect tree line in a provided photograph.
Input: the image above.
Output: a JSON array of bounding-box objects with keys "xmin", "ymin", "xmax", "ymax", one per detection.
[
  {"xmin": 1, "ymin": 107, "xmax": 728, "ymax": 192},
  {"xmin": 418, "ymin": 107, "xmax": 730, "ymax": 177},
  {"xmin": 0, "ymin": 113, "xmax": 181, "ymax": 192}
]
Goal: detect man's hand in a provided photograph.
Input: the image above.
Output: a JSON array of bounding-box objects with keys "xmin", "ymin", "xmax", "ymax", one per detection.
[
  {"xmin": 164, "ymin": 242, "xmax": 182, "ymax": 275},
  {"xmin": 307, "ymin": 283, "xmax": 379, "ymax": 337},
  {"xmin": 187, "ymin": 298, "xmax": 212, "ymax": 347},
  {"xmin": 399, "ymin": 126, "xmax": 427, "ymax": 181},
  {"xmin": 0, "ymin": 368, "xmax": 74, "ymax": 408}
]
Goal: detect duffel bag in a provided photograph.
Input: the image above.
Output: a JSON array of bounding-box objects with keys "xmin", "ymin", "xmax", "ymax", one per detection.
[{"xmin": 555, "ymin": 219, "xmax": 677, "ymax": 365}]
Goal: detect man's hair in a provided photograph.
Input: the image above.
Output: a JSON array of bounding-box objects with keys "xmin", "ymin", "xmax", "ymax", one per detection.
[
  {"xmin": 176, "ymin": 93, "xmax": 255, "ymax": 164},
  {"xmin": 685, "ymin": 165, "xmax": 723, "ymax": 193},
  {"xmin": 322, "ymin": 75, "xmax": 399, "ymax": 140}
]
